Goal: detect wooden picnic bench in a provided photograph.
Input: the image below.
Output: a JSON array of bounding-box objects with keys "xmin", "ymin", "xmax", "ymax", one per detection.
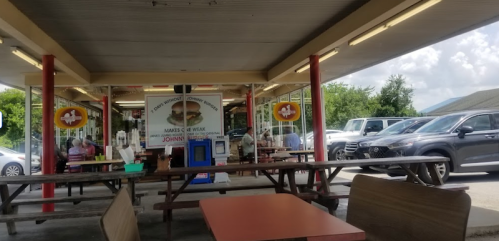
[
  {"xmin": 0, "ymin": 171, "xmax": 146, "ymax": 235},
  {"xmin": 303, "ymin": 156, "xmax": 468, "ymax": 214},
  {"xmin": 154, "ymin": 162, "xmax": 308, "ymax": 241}
]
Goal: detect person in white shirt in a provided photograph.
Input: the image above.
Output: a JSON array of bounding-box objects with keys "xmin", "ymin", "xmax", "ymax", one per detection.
[{"xmin": 241, "ymin": 127, "xmax": 255, "ymax": 157}]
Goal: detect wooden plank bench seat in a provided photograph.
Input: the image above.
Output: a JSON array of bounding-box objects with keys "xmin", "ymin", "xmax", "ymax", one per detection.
[
  {"xmin": 383, "ymin": 177, "xmax": 469, "ymax": 191},
  {"xmin": 10, "ymin": 191, "xmax": 149, "ymax": 206},
  {"xmin": 0, "ymin": 206, "xmax": 144, "ymax": 223},
  {"xmin": 158, "ymin": 183, "xmax": 281, "ymax": 196}
]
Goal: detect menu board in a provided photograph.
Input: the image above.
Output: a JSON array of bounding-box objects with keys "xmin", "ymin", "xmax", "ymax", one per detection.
[{"xmin": 145, "ymin": 93, "xmax": 223, "ymax": 148}]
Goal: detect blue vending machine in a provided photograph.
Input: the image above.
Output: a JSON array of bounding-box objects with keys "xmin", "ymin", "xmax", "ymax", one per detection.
[{"xmin": 188, "ymin": 139, "xmax": 212, "ymax": 184}]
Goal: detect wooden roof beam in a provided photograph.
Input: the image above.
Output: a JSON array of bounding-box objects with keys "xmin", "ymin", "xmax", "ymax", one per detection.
[{"xmin": 0, "ymin": 1, "xmax": 90, "ymax": 84}]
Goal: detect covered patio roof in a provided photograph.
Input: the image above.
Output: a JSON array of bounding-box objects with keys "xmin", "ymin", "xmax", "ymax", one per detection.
[{"xmin": 1, "ymin": 0, "xmax": 499, "ymax": 103}]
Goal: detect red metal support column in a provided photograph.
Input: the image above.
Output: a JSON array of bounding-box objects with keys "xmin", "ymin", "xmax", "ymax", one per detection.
[
  {"xmin": 246, "ymin": 91, "xmax": 253, "ymax": 127},
  {"xmin": 42, "ymin": 55, "xmax": 55, "ymax": 212},
  {"xmin": 310, "ymin": 55, "xmax": 325, "ymax": 181},
  {"xmin": 103, "ymin": 96, "xmax": 109, "ymax": 153}
]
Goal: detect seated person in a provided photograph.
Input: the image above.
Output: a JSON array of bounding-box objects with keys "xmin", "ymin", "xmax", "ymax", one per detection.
[
  {"xmin": 68, "ymin": 139, "xmax": 86, "ymax": 172},
  {"xmin": 284, "ymin": 127, "xmax": 301, "ymax": 151},
  {"xmin": 83, "ymin": 139, "xmax": 96, "ymax": 160},
  {"xmin": 242, "ymin": 127, "xmax": 256, "ymax": 158}
]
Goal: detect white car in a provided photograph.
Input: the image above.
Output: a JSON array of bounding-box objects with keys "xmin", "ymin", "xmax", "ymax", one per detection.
[
  {"xmin": 302, "ymin": 130, "xmax": 343, "ymax": 149},
  {"xmin": 0, "ymin": 147, "xmax": 40, "ymax": 176}
]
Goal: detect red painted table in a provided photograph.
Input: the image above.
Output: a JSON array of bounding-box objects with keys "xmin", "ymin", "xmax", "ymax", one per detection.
[{"xmin": 200, "ymin": 194, "xmax": 365, "ymax": 241}]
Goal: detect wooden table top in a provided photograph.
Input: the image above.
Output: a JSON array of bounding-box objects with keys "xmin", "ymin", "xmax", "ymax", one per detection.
[
  {"xmin": 200, "ymin": 194, "xmax": 365, "ymax": 241},
  {"xmin": 307, "ymin": 156, "xmax": 449, "ymax": 169},
  {"xmin": 155, "ymin": 162, "xmax": 307, "ymax": 176},
  {"xmin": 284, "ymin": 150, "xmax": 316, "ymax": 154},
  {"xmin": 66, "ymin": 160, "xmax": 124, "ymax": 166},
  {"xmin": 257, "ymin": 146, "xmax": 291, "ymax": 150},
  {"xmin": 0, "ymin": 171, "xmax": 146, "ymax": 185}
]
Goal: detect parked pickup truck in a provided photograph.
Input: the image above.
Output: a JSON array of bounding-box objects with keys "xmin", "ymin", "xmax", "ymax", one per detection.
[{"xmin": 327, "ymin": 117, "xmax": 409, "ymax": 160}]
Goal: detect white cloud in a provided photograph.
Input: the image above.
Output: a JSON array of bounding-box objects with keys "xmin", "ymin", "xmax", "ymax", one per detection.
[{"xmin": 329, "ymin": 21, "xmax": 499, "ymax": 112}]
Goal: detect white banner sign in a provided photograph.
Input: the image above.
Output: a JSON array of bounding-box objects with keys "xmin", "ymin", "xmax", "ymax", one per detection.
[{"xmin": 145, "ymin": 93, "xmax": 223, "ymax": 148}]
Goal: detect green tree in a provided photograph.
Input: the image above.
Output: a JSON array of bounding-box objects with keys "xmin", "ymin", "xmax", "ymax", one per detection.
[
  {"xmin": 304, "ymin": 83, "xmax": 375, "ymax": 131},
  {"xmin": 373, "ymin": 74, "xmax": 418, "ymax": 117},
  {"xmin": 0, "ymin": 89, "xmax": 43, "ymax": 148}
]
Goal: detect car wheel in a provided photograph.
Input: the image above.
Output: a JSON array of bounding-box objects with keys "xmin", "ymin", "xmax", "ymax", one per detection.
[
  {"xmin": 329, "ymin": 146, "xmax": 345, "ymax": 161},
  {"xmin": 418, "ymin": 152, "xmax": 450, "ymax": 183},
  {"xmin": 2, "ymin": 163, "xmax": 24, "ymax": 176}
]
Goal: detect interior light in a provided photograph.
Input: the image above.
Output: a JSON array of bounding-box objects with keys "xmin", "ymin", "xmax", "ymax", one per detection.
[
  {"xmin": 11, "ymin": 47, "xmax": 43, "ymax": 70},
  {"xmin": 223, "ymin": 99, "xmax": 235, "ymax": 102},
  {"xmin": 386, "ymin": 0, "xmax": 441, "ymax": 27},
  {"xmin": 263, "ymin": 84, "xmax": 279, "ymax": 91},
  {"xmin": 229, "ymin": 107, "xmax": 238, "ymax": 112},
  {"xmin": 0, "ymin": 37, "xmax": 3, "ymax": 44},
  {"xmin": 295, "ymin": 48, "xmax": 339, "ymax": 73},
  {"xmin": 74, "ymin": 87, "xmax": 100, "ymax": 100},
  {"xmin": 119, "ymin": 104, "xmax": 145, "ymax": 107},
  {"xmin": 349, "ymin": 25, "xmax": 387, "ymax": 46},
  {"xmin": 74, "ymin": 87, "xmax": 88, "ymax": 94},
  {"xmin": 195, "ymin": 85, "xmax": 218, "ymax": 91},
  {"xmin": 116, "ymin": 101, "xmax": 145, "ymax": 104},
  {"xmin": 349, "ymin": 0, "xmax": 441, "ymax": 46},
  {"xmin": 223, "ymin": 103, "xmax": 229, "ymax": 106},
  {"xmin": 144, "ymin": 88, "xmax": 173, "ymax": 92}
]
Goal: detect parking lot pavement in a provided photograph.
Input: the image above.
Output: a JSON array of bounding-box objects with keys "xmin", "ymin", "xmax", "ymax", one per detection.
[{"xmin": 337, "ymin": 167, "xmax": 499, "ymax": 212}]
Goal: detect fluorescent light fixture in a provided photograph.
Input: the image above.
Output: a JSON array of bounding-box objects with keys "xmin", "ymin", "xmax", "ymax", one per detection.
[
  {"xmin": 349, "ymin": 25, "xmax": 387, "ymax": 46},
  {"xmin": 119, "ymin": 104, "xmax": 145, "ymax": 107},
  {"xmin": 349, "ymin": 0, "xmax": 441, "ymax": 46},
  {"xmin": 74, "ymin": 87, "xmax": 100, "ymax": 100},
  {"xmin": 223, "ymin": 99, "xmax": 235, "ymax": 102},
  {"xmin": 74, "ymin": 87, "xmax": 88, "ymax": 94},
  {"xmin": 263, "ymin": 84, "xmax": 279, "ymax": 91},
  {"xmin": 144, "ymin": 88, "xmax": 173, "ymax": 92},
  {"xmin": 386, "ymin": 0, "xmax": 441, "ymax": 27},
  {"xmin": 223, "ymin": 103, "xmax": 229, "ymax": 106},
  {"xmin": 11, "ymin": 47, "xmax": 43, "ymax": 70},
  {"xmin": 195, "ymin": 86, "xmax": 218, "ymax": 91},
  {"xmin": 0, "ymin": 37, "xmax": 3, "ymax": 44},
  {"xmin": 295, "ymin": 48, "xmax": 339, "ymax": 73},
  {"xmin": 229, "ymin": 106, "xmax": 238, "ymax": 112},
  {"xmin": 115, "ymin": 101, "xmax": 145, "ymax": 104}
]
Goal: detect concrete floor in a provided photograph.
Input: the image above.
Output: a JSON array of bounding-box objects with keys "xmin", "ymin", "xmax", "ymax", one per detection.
[{"xmin": 1, "ymin": 169, "xmax": 498, "ymax": 241}]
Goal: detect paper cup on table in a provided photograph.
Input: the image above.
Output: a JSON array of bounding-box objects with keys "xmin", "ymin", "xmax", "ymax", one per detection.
[
  {"xmin": 119, "ymin": 149, "xmax": 130, "ymax": 164},
  {"xmin": 165, "ymin": 145, "xmax": 172, "ymax": 156},
  {"xmin": 125, "ymin": 146, "xmax": 135, "ymax": 163},
  {"xmin": 105, "ymin": 146, "xmax": 113, "ymax": 160}
]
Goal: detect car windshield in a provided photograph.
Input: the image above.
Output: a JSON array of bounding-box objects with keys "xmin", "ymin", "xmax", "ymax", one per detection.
[
  {"xmin": 343, "ymin": 120, "xmax": 364, "ymax": 132},
  {"xmin": 415, "ymin": 114, "xmax": 466, "ymax": 133},
  {"xmin": 0, "ymin": 147, "xmax": 21, "ymax": 154},
  {"xmin": 376, "ymin": 119, "xmax": 418, "ymax": 136}
]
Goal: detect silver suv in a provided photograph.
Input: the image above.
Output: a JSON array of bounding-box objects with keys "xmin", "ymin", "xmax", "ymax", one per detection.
[{"xmin": 327, "ymin": 117, "xmax": 410, "ymax": 160}]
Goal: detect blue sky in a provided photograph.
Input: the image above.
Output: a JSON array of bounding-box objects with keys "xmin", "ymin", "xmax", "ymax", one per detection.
[{"xmin": 331, "ymin": 21, "xmax": 499, "ymax": 112}]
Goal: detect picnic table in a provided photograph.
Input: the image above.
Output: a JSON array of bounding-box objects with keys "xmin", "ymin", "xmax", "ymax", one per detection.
[
  {"xmin": 257, "ymin": 146, "xmax": 291, "ymax": 157},
  {"xmin": 284, "ymin": 149, "xmax": 315, "ymax": 162},
  {"xmin": 303, "ymin": 156, "xmax": 456, "ymax": 214},
  {"xmin": 0, "ymin": 171, "xmax": 145, "ymax": 235},
  {"xmin": 200, "ymin": 193, "xmax": 365, "ymax": 241},
  {"xmin": 66, "ymin": 160, "xmax": 123, "ymax": 172},
  {"xmin": 154, "ymin": 162, "xmax": 308, "ymax": 241}
]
